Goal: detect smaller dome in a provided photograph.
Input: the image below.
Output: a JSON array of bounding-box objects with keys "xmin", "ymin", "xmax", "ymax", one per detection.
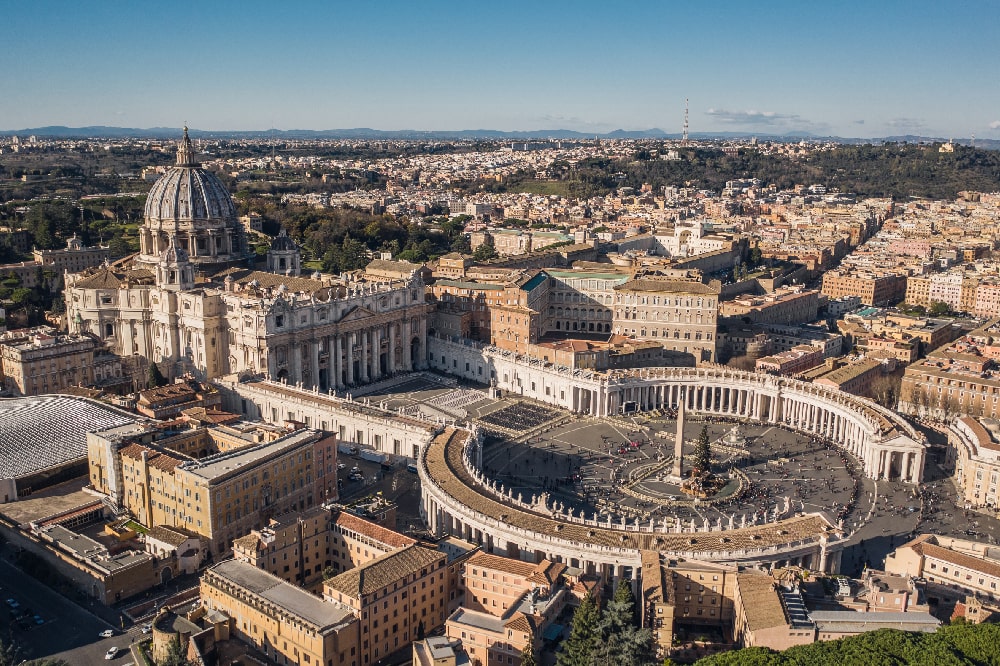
[{"xmin": 270, "ymin": 229, "xmax": 297, "ymax": 252}]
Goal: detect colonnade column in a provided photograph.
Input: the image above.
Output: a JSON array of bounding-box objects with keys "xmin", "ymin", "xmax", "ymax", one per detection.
[{"xmin": 334, "ymin": 335, "xmax": 343, "ymax": 388}]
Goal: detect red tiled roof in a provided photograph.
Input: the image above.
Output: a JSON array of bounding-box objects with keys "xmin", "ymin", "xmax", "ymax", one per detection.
[{"xmin": 334, "ymin": 511, "xmax": 416, "ymax": 550}]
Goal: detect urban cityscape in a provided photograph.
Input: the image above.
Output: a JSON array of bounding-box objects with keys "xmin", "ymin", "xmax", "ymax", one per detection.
[{"xmin": 3, "ymin": 3, "xmax": 1000, "ymax": 666}]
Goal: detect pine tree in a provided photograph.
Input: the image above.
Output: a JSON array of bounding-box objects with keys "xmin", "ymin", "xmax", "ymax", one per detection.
[
  {"xmin": 520, "ymin": 641, "xmax": 537, "ymax": 666},
  {"xmin": 147, "ymin": 361, "xmax": 167, "ymax": 388},
  {"xmin": 693, "ymin": 425, "xmax": 711, "ymax": 475},
  {"xmin": 594, "ymin": 581, "xmax": 657, "ymax": 666},
  {"xmin": 556, "ymin": 592, "xmax": 599, "ymax": 666},
  {"xmin": 0, "ymin": 633, "xmax": 22, "ymax": 666}
]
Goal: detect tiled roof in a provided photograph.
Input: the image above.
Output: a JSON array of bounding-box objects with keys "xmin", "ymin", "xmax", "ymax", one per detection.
[
  {"xmin": 217, "ymin": 268, "xmax": 326, "ymax": 294},
  {"xmin": 73, "ymin": 268, "xmax": 122, "ymax": 289},
  {"xmin": 325, "ymin": 544, "xmax": 444, "ymax": 599},
  {"xmin": 736, "ymin": 574, "xmax": 787, "ymax": 632},
  {"xmin": 232, "ymin": 533, "xmax": 263, "ymax": 552},
  {"xmin": 916, "ymin": 540, "xmax": 1000, "ymax": 580},
  {"xmin": 146, "ymin": 525, "xmax": 194, "ymax": 547},
  {"xmin": 466, "ymin": 551, "xmax": 537, "ymax": 578},
  {"xmin": 334, "ymin": 511, "xmax": 417, "ymax": 550},
  {"xmin": 120, "ymin": 442, "xmax": 183, "ymax": 472}
]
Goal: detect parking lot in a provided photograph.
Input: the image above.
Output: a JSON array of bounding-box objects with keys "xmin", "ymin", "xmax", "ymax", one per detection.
[{"xmin": 0, "ymin": 555, "xmax": 138, "ymax": 664}]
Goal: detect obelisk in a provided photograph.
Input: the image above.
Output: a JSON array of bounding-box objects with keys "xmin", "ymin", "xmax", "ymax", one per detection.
[{"xmin": 672, "ymin": 387, "xmax": 686, "ymax": 478}]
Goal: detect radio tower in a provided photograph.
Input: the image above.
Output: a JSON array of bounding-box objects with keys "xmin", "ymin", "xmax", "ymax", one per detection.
[{"xmin": 682, "ymin": 98, "xmax": 689, "ymax": 145}]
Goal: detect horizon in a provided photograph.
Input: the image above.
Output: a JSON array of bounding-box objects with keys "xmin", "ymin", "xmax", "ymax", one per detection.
[{"xmin": 2, "ymin": 1, "xmax": 999, "ymax": 139}]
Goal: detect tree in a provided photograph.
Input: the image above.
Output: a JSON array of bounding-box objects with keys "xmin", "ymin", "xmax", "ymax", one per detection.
[
  {"xmin": 870, "ymin": 374, "xmax": 902, "ymax": 410},
  {"xmin": 0, "ymin": 633, "xmax": 21, "ymax": 666},
  {"xmin": 556, "ymin": 592, "xmax": 600, "ymax": 666},
  {"xmin": 594, "ymin": 581, "xmax": 658, "ymax": 666},
  {"xmin": 928, "ymin": 300, "xmax": 951, "ymax": 317},
  {"xmin": 520, "ymin": 641, "xmax": 537, "ymax": 666},
  {"xmin": 472, "ymin": 237, "xmax": 498, "ymax": 262},
  {"xmin": 693, "ymin": 425, "xmax": 711, "ymax": 475},
  {"xmin": 148, "ymin": 362, "xmax": 168, "ymax": 388}
]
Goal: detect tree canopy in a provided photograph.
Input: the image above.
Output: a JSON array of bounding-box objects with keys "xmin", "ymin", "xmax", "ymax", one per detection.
[{"xmin": 693, "ymin": 622, "xmax": 1000, "ymax": 666}]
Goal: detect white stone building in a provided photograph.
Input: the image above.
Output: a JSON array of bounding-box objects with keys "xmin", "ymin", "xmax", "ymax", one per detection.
[{"xmin": 65, "ymin": 130, "xmax": 430, "ymax": 386}]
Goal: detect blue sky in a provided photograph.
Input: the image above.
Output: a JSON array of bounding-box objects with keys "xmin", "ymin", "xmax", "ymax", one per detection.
[{"xmin": 2, "ymin": 0, "xmax": 998, "ymax": 138}]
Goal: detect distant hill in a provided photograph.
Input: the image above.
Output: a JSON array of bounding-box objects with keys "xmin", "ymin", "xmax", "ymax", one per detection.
[{"xmin": 2, "ymin": 125, "xmax": 997, "ymax": 149}]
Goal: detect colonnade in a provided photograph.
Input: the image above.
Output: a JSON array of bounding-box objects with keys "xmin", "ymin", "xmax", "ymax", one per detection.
[
  {"xmin": 573, "ymin": 371, "xmax": 925, "ymax": 484},
  {"xmin": 269, "ymin": 317, "xmax": 428, "ymax": 391}
]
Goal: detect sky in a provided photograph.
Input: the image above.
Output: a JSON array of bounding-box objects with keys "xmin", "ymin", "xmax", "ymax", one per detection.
[{"xmin": 2, "ymin": 0, "xmax": 998, "ymax": 138}]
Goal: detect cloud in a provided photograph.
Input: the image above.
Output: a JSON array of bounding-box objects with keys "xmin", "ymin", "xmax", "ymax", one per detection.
[
  {"xmin": 704, "ymin": 108, "xmax": 829, "ymax": 133},
  {"xmin": 885, "ymin": 117, "xmax": 925, "ymax": 131},
  {"xmin": 852, "ymin": 119, "xmax": 865, "ymax": 125},
  {"xmin": 990, "ymin": 120, "xmax": 1000, "ymax": 129}
]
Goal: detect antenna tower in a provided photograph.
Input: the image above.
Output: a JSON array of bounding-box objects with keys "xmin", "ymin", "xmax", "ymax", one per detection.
[{"xmin": 682, "ymin": 98, "xmax": 689, "ymax": 145}]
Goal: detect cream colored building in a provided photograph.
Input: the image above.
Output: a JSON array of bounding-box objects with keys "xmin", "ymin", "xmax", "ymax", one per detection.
[
  {"xmin": 324, "ymin": 543, "xmax": 448, "ymax": 665},
  {"xmin": 201, "ymin": 559, "xmax": 361, "ymax": 666},
  {"xmin": 886, "ymin": 534, "xmax": 1000, "ymax": 604},
  {"xmin": 0, "ymin": 328, "xmax": 103, "ymax": 395},
  {"xmin": 87, "ymin": 422, "xmax": 338, "ymax": 555},
  {"xmin": 948, "ymin": 416, "xmax": 1000, "ymax": 510}
]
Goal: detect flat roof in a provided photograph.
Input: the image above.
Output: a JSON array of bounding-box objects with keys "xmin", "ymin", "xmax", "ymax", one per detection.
[
  {"xmin": 0, "ymin": 395, "xmax": 140, "ymax": 480},
  {"xmin": 208, "ymin": 559, "xmax": 353, "ymax": 632},
  {"xmin": 447, "ymin": 607, "xmax": 505, "ymax": 633},
  {"xmin": 180, "ymin": 429, "xmax": 318, "ymax": 481}
]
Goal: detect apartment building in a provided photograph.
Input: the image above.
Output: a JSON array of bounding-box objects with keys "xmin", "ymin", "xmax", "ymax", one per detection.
[
  {"xmin": 446, "ymin": 552, "xmax": 569, "ymax": 666},
  {"xmin": 88, "ymin": 424, "xmax": 338, "ymax": 555},
  {"xmin": 640, "ymin": 552, "xmax": 739, "ymax": 658},
  {"xmin": 201, "ymin": 559, "xmax": 361, "ymax": 666},
  {"xmin": 719, "ymin": 287, "xmax": 820, "ymax": 326},
  {"xmin": 811, "ymin": 358, "xmax": 887, "ymax": 397},
  {"xmin": 821, "ymin": 270, "xmax": 906, "ymax": 307},
  {"xmin": 324, "ymin": 544, "xmax": 448, "ymax": 665},
  {"xmin": 755, "ymin": 345, "xmax": 824, "ymax": 376},
  {"xmin": 886, "ymin": 534, "xmax": 1000, "ymax": 604}
]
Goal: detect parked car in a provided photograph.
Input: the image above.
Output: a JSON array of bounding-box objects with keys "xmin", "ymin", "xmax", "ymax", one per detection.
[
  {"xmin": 32, "ymin": 615, "xmax": 43, "ymax": 625},
  {"xmin": 5, "ymin": 599, "xmax": 19, "ymax": 610},
  {"xmin": 141, "ymin": 624, "xmax": 152, "ymax": 634},
  {"xmin": 104, "ymin": 647, "xmax": 120, "ymax": 660},
  {"xmin": 99, "ymin": 629, "xmax": 115, "ymax": 638}
]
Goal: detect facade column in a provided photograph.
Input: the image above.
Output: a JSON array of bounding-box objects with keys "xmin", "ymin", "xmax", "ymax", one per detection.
[
  {"xmin": 291, "ymin": 343, "xmax": 303, "ymax": 385},
  {"xmin": 346, "ymin": 334, "xmax": 355, "ymax": 385},
  {"xmin": 361, "ymin": 328, "xmax": 370, "ymax": 383},
  {"xmin": 389, "ymin": 324, "xmax": 397, "ymax": 374},
  {"xmin": 418, "ymin": 317, "xmax": 428, "ymax": 369},
  {"xmin": 403, "ymin": 318, "xmax": 412, "ymax": 371},
  {"xmin": 334, "ymin": 335, "xmax": 343, "ymax": 388},
  {"xmin": 310, "ymin": 340, "xmax": 320, "ymax": 389}
]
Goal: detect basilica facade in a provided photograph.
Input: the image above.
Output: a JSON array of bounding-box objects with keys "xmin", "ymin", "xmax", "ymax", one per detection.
[{"xmin": 65, "ymin": 130, "xmax": 429, "ymax": 387}]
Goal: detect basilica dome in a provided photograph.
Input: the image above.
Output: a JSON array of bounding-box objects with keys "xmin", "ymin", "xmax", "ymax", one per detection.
[{"xmin": 135, "ymin": 127, "xmax": 251, "ymax": 272}]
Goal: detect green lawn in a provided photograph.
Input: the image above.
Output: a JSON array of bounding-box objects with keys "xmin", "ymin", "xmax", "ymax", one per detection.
[{"xmin": 508, "ymin": 180, "xmax": 573, "ymax": 196}]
